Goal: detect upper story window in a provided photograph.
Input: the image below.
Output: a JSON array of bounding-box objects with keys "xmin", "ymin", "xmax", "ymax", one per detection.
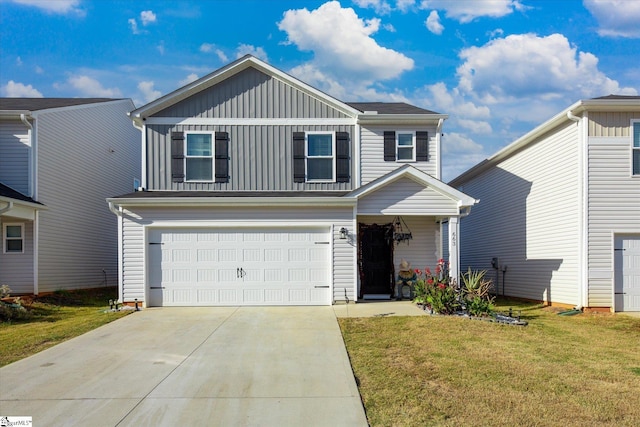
[
  {"xmin": 306, "ymin": 132, "xmax": 335, "ymax": 182},
  {"xmin": 3, "ymin": 223, "xmax": 24, "ymax": 253},
  {"xmin": 384, "ymin": 130, "xmax": 429, "ymax": 162},
  {"xmin": 396, "ymin": 132, "xmax": 416, "ymax": 161},
  {"xmin": 185, "ymin": 133, "xmax": 214, "ymax": 181},
  {"xmin": 633, "ymin": 121, "xmax": 640, "ymax": 176}
]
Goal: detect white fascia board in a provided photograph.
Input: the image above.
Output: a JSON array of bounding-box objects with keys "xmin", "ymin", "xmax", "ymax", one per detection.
[
  {"xmin": 130, "ymin": 56, "xmax": 361, "ymax": 120},
  {"xmin": 143, "ymin": 117, "xmax": 356, "ymax": 126},
  {"xmin": 0, "ymin": 110, "xmax": 32, "ymax": 118},
  {"xmin": 0, "ymin": 197, "xmax": 47, "ymax": 210},
  {"xmin": 31, "ymin": 99, "xmax": 133, "ymax": 118},
  {"xmin": 107, "ymin": 196, "xmax": 356, "ymax": 208},
  {"xmin": 357, "ymin": 114, "xmax": 448, "ymax": 126}
]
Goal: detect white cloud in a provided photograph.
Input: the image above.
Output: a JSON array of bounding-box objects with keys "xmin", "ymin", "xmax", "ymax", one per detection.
[
  {"xmin": 16, "ymin": 56, "xmax": 23, "ymax": 66},
  {"xmin": 456, "ymin": 33, "xmax": 637, "ymax": 104},
  {"xmin": 128, "ymin": 18, "xmax": 140, "ymax": 35},
  {"xmin": 383, "ymin": 23, "xmax": 396, "ymax": 32},
  {"xmin": 11, "ymin": 0, "xmax": 84, "ymax": 15},
  {"xmin": 157, "ymin": 41, "xmax": 165, "ymax": 55},
  {"xmin": 583, "ymin": 0, "xmax": 640, "ymax": 38},
  {"xmin": 34, "ymin": 66, "xmax": 44, "ymax": 74},
  {"xmin": 235, "ymin": 44, "xmax": 268, "ymax": 61},
  {"xmin": 441, "ymin": 132, "xmax": 484, "ymax": 155},
  {"xmin": 353, "ymin": 0, "xmax": 392, "ymax": 15},
  {"xmin": 178, "ymin": 73, "xmax": 198, "ymax": 87},
  {"xmin": 457, "ymin": 119, "xmax": 492, "ymax": 134},
  {"xmin": 1, "ymin": 80, "xmax": 43, "ymax": 97},
  {"xmin": 424, "ymin": 82, "xmax": 490, "ymax": 119},
  {"xmin": 396, "ymin": 0, "xmax": 415, "ymax": 12},
  {"xmin": 278, "ymin": 1, "xmax": 414, "ymax": 83},
  {"xmin": 140, "ymin": 10, "xmax": 157, "ymax": 26},
  {"xmin": 137, "ymin": 81, "xmax": 161, "ymax": 103},
  {"xmin": 425, "ymin": 10, "xmax": 444, "ymax": 35},
  {"xmin": 68, "ymin": 75, "xmax": 122, "ymax": 97},
  {"xmin": 201, "ymin": 44, "xmax": 229, "ymax": 62},
  {"xmin": 419, "ymin": 0, "xmax": 524, "ymax": 23},
  {"xmin": 200, "ymin": 43, "xmax": 214, "ymax": 53}
]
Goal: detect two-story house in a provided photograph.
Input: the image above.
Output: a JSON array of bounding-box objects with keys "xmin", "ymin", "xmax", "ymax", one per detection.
[
  {"xmin": 108, "ymin": 55, "xmax": 477, "ymax": 307},
  {"xmin": 0, "ymin": 98, "xmax": 141, "ymax": 295},
  {"xmin": 450, "ymin": 95, "xmax": 640, "ymax": 312}
]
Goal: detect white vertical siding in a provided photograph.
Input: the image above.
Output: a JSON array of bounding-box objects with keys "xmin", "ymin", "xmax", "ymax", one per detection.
[
  {"xmin": 120, "ymin": 206, "xmax": 355, "ymax": 304},
  {"xmin": 360, "ymin": 125, "xmax": 438, "ymax": 185},
  {"xmin": 35, "ymin": 100, "xmax": 141, "ymax": 292},
  {"xmin": 357, "ymin": 177, "xmax": 459, "ymax": 216},
  {"xmin": 458, "ymin": 122, "xmax": 581, "ymax": 305},
  {"xmin": 0, "ymin": 121, "xmax": 31, "ymax": 195},
  {"xmin": 587, "ymin": 135, "xmax": 640, "ymax": 307},
  {"xmin": 0, "ymin": 220, "xmax": 34, "ymax": 294}
]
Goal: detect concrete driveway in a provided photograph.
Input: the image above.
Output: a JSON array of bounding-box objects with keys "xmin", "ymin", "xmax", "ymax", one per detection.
[{"xmin": 0, "ymin": 307, "xmax": 368, "ymax": 426}]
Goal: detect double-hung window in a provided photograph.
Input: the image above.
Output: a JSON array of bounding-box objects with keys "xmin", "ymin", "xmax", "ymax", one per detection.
[
  {"xmin": 633, "ymin": 121, "xmax": 640, "ymax": 176},
  {"xmin": 185, "ymin": 133, "xmax": 213, "ymax": 181},
  {"xmin": 396, "ymin": 132, "xmax": 416, "ymax": 161},
  {"xmin": 3, "ymin": 223, "xmax": 24, "ymax": 253},
  {"xmin": 306, "ymin": 132, "xmax": 335, "ymax": 181}
]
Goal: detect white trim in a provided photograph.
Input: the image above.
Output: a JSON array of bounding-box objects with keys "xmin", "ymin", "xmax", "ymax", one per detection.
[
  {"xmin": 580, "ymin": 112, "xmax": 589, "ymax": 308},
  {"xmin": 436, "ymin": 118, "xmax": 444, "ymax": 180},
  {"xmin": 3, "ymin": 222, "xmax": 25, "ymax": 254},
  {"xmin": 184, "ymin": 131, "xmax": 215, "ymax": 183},
  {"xmin": 141, "ymin": 123, "xmax": 147, "ymax": 189},
  {"xmin": 354, "ymin": 123, "xmax": 361, "ymax": 188},
  {"xmin": 143, "ymin": 117, "xmax": 356, "ymax": 126},
  {"xmin": 631, "ymin": 119, "xmax": 640, "ymax": 177},
  {"xmin": 305, "ymin": 131, "xmax": 336, "ymax": 183},
  {"xmin": 117, "ymin": 206, "xmax": 123, "ymax": 303},
  {"xmin": 395, "ymin": 131, "xmax": 416, "ymax": 162},
  {"xmin": 109, "ymin": 196, "xmax": 355, "ymax": 208},
  {"xmin": 33, "ymin": 211, "xmax": 39, "ymax": 295}
]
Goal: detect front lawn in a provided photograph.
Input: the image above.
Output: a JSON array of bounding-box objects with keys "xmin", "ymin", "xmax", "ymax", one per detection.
[
  {"xmin": 0, "ymin": 287, "xmax": 130, "ymax": 367},
  {"xmin": 339, "ymin": 299, "xmax": 640, "ymax": 427}
]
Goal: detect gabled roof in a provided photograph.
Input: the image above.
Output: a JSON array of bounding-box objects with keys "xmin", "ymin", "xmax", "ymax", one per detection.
[
  {"xmin": 0, "ymin": 98, "xmax": 118, "ymax": 113},
  {"xmin": 0, "ymin": 182, "xmax": 45, "ymax": 207},
  {"xmin": 348, "ymin": 164, "xmax": 478, "ymax": 208},
  {"xmin": 346, "ymin": 102, "xmax": 438, "ymax": 115},
  {"xmin": 450, "ymin": 95, "xmax": 640, "ymax": 186},
  {"xmin": 129, "ymin": 55, "xmax": 361, "ymax": 121}
]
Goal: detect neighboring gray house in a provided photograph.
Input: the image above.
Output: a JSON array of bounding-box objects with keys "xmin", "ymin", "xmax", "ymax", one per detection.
[
  {"xmin": 0, "ymin": 98, "xmax": 141, "ymax": 294},
  {"xmin": 108, "ymin": 55, "xmax": 477, "ymax": 307},
  {"xmin": 450, "ymin": 96, "xmax": 640, "ymax": 312}
]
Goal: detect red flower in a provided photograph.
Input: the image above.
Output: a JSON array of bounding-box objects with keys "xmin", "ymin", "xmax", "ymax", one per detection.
[
  {"xmin": 427, "ymin": 279, "xmax": 434, "ymax": 284},
  {"xmin": 438, "ymin": 283, "xmax": 446, "ymax": 290},
  {"xmin": 414, "ymin": 269, "xmax": 422, "ymax": 275}
]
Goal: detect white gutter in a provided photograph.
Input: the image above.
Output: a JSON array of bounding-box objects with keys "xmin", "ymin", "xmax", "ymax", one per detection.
[
  {"xmin": 436, "ymin": 118, "xmax": 444, "ymax": 180},
  {"xmin": 108, "ymin": 201, "xmax": 122, "ymax": 216},
  {"xmin": 108, "ymin": 196, "xmax": 356, "ymax": 208},
  {"xmin": 0, "ymin": 201, "xmax": 14, "ymax": 215}
]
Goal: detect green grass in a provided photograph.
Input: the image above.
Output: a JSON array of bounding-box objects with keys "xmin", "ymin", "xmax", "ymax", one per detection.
[
  {"xmin": 0, "ymin": 287, "xmax": 130, "ymax": 367},
  {"xmin": 339, "ymin": 298, "xmax": 640, "ymax": 427}
]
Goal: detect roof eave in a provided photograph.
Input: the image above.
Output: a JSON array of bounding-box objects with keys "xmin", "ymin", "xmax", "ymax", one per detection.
[
  {"xmin": 107, "ymin": 196, "xmax": 356, "ymax": 207},
  {"xmin": 357, "ymin": 113, "xmax": 448, "ymax": 125}
]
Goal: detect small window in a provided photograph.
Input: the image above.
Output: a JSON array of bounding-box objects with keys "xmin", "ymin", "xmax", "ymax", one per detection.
[
  {"xmin": 307, "ymin": 133, "xmax": 335, "ymax": 181},
  {"xmin": 397, "ymin": 132, "xmax": 415, "ymax": 161},
  {"xmin": 633, "ymin": 121, "xmax": 640, "ymax": 176},
  {"xmin": 4, "ymin": 223, "xmax": 24, "ymax": 253},
  {"xmin": 185, "ymin": 133, "xmax": 213, "ymax": 181}
]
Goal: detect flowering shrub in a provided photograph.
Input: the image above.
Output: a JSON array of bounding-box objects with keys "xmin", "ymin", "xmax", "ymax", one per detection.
[{"xmin": 413, "ymin": 261, "xmax": 494, "ymax": 316}]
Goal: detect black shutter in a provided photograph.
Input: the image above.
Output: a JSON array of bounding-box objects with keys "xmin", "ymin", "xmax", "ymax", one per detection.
[
  {"xmin": 383, "ymin": 131, "xmax": 396, "ymax": 161},
  {"xmin": 416, "ymin": 131, "xmax": 429, "ymax": 161},
  {"xmin": 214, "ymin": 132, "xmax": 229, "ymax": 183},
  {"xmin": 171, "ymin": 131, "xmax": 185, "ymax": 182},
  {"xmin": 293, "ymin": 132, "xmax": 306, "ymax": 183},
  {"xmin": 336, "ymin": 132, "xmax": 350, "ymax": 183}
]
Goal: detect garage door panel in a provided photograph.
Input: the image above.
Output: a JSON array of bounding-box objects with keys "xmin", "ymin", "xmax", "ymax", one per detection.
[
  {"xmin": 148, "ymin": 227, "xmax": 331, "ymax": 306},
  {"xmin": 615, "ymin": 235, "xmax": 640, "ymax": 312}
]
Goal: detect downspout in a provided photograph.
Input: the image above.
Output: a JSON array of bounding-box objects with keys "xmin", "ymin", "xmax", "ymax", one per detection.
[
  {"xmin": 20, "ymin": 114, "xmax": 34, "ymax": 197},
  {"xmin": 20, "ymin": 113, "xmax": 38, "ymax": 295},
  {"xmin": 567, "ymin": 109, "xmax": 586, "ymax": 310},
  {"xmin": 108, "ymin": 201, "xmax": 125, "ymax": 303},
  {"xmin": 0, "ymin": 201, "xmax": 14, "ymax": 214},
  {"xmin": 436, "ymin": 118, "xmax": 444, "ymax": 180}
]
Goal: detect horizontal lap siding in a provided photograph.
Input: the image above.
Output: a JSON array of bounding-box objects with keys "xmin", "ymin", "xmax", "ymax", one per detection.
[
  {"xmin": 155, "ymin": 68, "xmax": 350, "ymax": 119},
  {"xmin": 121, "ymin": 206, "xmax": 355, "ymax": 304},
  {"xmin": 357, "ymin": 177, "xmax": 459, "ymax": 216},
  {"xmin": 147, "ymin": 124, "xmax": 354, "ymax": 191},
  {"xmin": 0, "ymin": 220, "xmax": 33, "ymax": 294},
  {"xmin": 459, "ymin": 122, "xmax": 581, "ymax": 305},
  {"xmin": 587, "ymin": 135, "xmax": 640, "ymax": 307},
  {"xmin": 0, "ymin": 121, "xmax": 31, "ymax": 195},
  {"xmin": 35, "ymin": 101, "xmax": 141, "ymax": 292},
  {"xmin": 360, "ymin": 125, "xmax": 438, "ymax": 185}
]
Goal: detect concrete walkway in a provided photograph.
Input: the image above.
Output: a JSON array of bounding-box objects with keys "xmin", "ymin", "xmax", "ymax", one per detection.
[
  {"xmin": 0, "ymin": 307, "xmax": 368, "ymax": 427},
  {"xmin": 333, "ymin": 300, "xmax": 427, "ymax": 318}
]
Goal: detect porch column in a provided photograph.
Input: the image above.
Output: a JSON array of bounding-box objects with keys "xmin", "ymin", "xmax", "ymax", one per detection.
[{"xmin": 448, "ymin": 216, "xmax": 460, "ymax": 282}]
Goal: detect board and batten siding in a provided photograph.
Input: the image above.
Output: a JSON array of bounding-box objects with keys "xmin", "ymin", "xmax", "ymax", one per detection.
[
  {"xmin": 357, "ymin": 177, "xmax": 459, "ymax": 216},
  {"xmin": 0, "ymin": 220, "xmax": 33, "ymax": 294},
  {"xmin": 146, "ymin": 124, "xmax": 355, "ymax": 191},
  {"xmin": 154, "ymin": 67, "xmax": 350, "ymax": 120},
  {"xmin": 589, "ymin": 112, "xmax": 636, "ymax": 137},
  {"xmin": 120, "ymin": 206, "xmax": 355, "ymax": 304},
  {"xmin": 358, "ymin": 214, "xmax": 440, "ymax": 272},
  {"xmin": 0, "ymin": 120, "xmax": 31, "ymax": 195},
  {"xmin": 34, "ymin": 100, "xmax": 140, "ymax": 292},
  {"xmin": 587, "ymin": 132, "xmax": 640, "ymax": 308},
  {"xmin": 458, "ymin": 122, "xmax": 581, "ymax": 305},
  {"xmin": 360, "ymin": 125, "xmax": 438, "ymax": 185}
]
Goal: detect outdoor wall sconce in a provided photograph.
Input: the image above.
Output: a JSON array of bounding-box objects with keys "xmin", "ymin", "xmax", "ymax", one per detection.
[{"xmin": 339, "ymin": 227, "xmax": 348, "ymax": 239}]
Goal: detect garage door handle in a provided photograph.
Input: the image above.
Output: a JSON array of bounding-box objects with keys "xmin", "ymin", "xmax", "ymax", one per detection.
[
  {"xmin": 314, "ymin": 285, "xmax": 330, "ymax": 288},
  {"xmin": 614, "ymin": 248, "xmax": 625, "ymax": 251},
  {"xmin": 149, "ymin": 242, "xmax": 164, "ymax": 245},
  {"xmin": 615, "ymin": 292, "xmax": 626, "ymax": 295},
  {"xmin": 150, "ymin": 286, "xmax": 165, "ymax": 289},
  {"xmin": 315, "ymin": 242, "xmax": 330, "ymax": 244}
]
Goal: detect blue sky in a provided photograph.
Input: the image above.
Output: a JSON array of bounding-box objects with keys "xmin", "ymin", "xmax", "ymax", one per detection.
[{"xmin": 1, "ymin": 0, "xmax": 639, "ymax": 180}]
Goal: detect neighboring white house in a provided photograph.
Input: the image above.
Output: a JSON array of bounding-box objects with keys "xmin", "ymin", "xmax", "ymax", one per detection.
[
  {"xmin": 108, "ymin": 55, "xmax": 477, "ymax": 307},
  {"xmin": 0, "ymin": 98, "xmax": 141, "ymax": 294},
  {"xmin": 450, "ymin": 95, "xmax": 640, "ymax": 312}
]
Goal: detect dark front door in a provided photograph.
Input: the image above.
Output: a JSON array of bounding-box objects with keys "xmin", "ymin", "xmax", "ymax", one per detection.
[{"xmin": 358, "ymin": 223, "xmax": 394, "ymax": 298}]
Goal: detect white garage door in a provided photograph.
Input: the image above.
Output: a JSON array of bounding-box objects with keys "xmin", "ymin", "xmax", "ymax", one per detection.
[
  {"xmin": 615, "ymin": 235, "xmax": 640, "ymax": 312},
  {"xmin": 147, "ymin": 227, "xmax": 331, "ymax": 306}
]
